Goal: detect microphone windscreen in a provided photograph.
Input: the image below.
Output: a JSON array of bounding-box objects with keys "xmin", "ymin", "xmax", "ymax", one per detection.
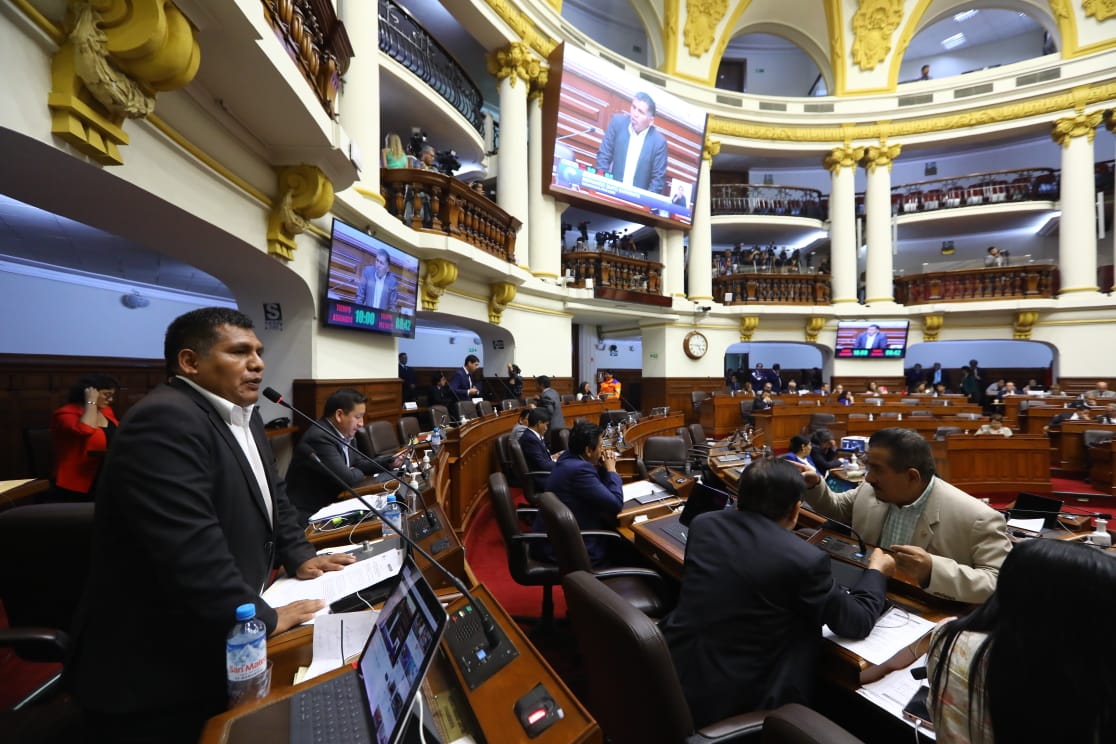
[{"xmin": 262, "ymin": 387, "xmax": 285, "ymax": 405}]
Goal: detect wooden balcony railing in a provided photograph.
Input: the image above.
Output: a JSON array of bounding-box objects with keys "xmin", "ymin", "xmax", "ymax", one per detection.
[
  {"xmin": 378, "ymin": 0, "xmax": 484, "ymax": 133},
  {"xmin": 711, "ymin": 184, "xmax": 826, "ymax": 219},
  {"xmin": 562, "ymin": 252, "xmax": 666, "ymax": 305},
  {"xmin": 713, "ymin": 273, "xmax": 832, "ymax": 305},
  {"xmin": 381, "ymin": 169, "xmax": 519, "ymax": 262},
  {"xmin": 895, "ymin": 264, "xmax": 1058, "ymax": 304},
  {"xmin": 262, "ymin": 0, "xmax": 353, "ymax": 117},
  {"xmin": 887, "ymin": 167, "xmax": 1060, "ymax": 215}
]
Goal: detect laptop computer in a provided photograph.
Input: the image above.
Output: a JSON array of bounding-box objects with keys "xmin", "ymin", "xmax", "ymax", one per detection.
[
  {"xmin": 678, "ymin": 482, "xmax": 734, "ymax": 526},
  {"xmin": 286, "ymin": 557, "xmax": 448, "ymax": 744},
  {"xmin": 1010, "ymin": 492, "xmax": 1064, "ymax": 530}
]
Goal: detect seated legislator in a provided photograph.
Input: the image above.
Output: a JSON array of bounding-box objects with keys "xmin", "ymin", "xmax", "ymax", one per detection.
[
  {"xmin": 517, "ymin": 408, "xmax": 554, "ymax": 494},
  {"xmin": 67, "ymin": 307, "xmax": 352, "ymax": 744},
  {"xmin": 782, "ymin": 435, "xmax": 818, "ymax": 472},
  {"xmin": 597, "ymin": 370, "xmax": 622, "ymax": 400},
  {"xmin": 49, "ymin": 373, "xmax": 120, "ymax": 501},
  {"xmin": 928, "ymin": 539, "xmax": 1116, "ymax": 744},
  {"xmin": 285, "ymin": 388, "xmax": 404, "ymax": 524},
  {"xmin": 532, "ymin": 421, "xmax": 622, "ymax": 567},
  {"xmin": 974, "ymin": 413, "xmax": 1013, "ymax": 437},
  {"xmin": 808, "ymin": 429, "xmax": 845, "ymax": 473},
  {"xmin": 802, "ymin": 427, "xmax": 1011, "ymax": 604},
  {"xmin": 661, "ymin": 458, "xmax": 893, "ymax": 727},
  {"xmin": 1046, "ymin": 400, "xmax": 1093, "ymax": 430},
  {"xmin": 428, "ymin": 372, "xmax": 458, "ymax": 410},
  {"xmin": 576, "ymin": 381, "xmax": 596, "ymax": 401}
]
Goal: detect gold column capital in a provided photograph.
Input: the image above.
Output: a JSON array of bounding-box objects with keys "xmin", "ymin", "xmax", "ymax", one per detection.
[
  {"xmin": 860, "ymin": 142, "xmax": 902, "ymax": 173},
  {"xmin": 739, "ymin": 316, "xmax": 759, "ymax": 342},
  {"xmin": 703, "ymin": 136, "xmax": 721, "ymax": 162},
  {"xmin": 1013, "ymin": 311, "xmax": 1039, "ymax": 340},
  {"xmin": 421, "ymin": 258, "xmax": 459, "ymax": 311},
  {"xmin": 805, "ymin": 317, "xmax": 826, "ymax": 343},
  {"xmin": 1051, "ymin": 111, "xmax": 1104, "ymax": 147},
  {"xmin": 922, "ymin": 313, "xmax": 943, "ymax": 342},
  {"xmin": 266, "ymin": 165, "xmax": 334, "ymax": 261},
  {"xmin": 1106, "ymin": 109, "xmax": 1116, "ymax": 133},
  {"xmin": 487, "ymin": 42, "xmax": 541, "ymax": 89},
  {"xmin": 527, "ymin": 66, "xmax": 549, "ymax": 103},
  {"xmin": 1084, "ymin": 0, "xmax": 1116, "ymax": 22},
  {"xmin": 823, "ymin": 145, "xmax": 864, "ymax": 173},
  {"xmin": 489, "ymin": 282, "xmax": 518, "ymax": 324}
]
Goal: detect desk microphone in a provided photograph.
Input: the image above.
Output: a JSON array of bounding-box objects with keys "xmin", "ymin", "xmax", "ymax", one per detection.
[
  {"xmin": 556, "ymin": 126, "xmax": 596, "ymax": 142},
  {"xmin": 263, "ymin": 387, "xmax": 439, "ymax": 535},
  {"xmin": 307, "ymin": 453, "xmax": 507, "ymax": 658},
  {"xmin": 821, "ymin": 517, "xmax": 868, "ymax": 561}
]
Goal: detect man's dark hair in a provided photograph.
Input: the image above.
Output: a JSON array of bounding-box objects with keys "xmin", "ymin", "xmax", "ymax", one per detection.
[
  {"xmin": 518, "ymin": 407, "xmax": 532, "ymax": 422},
  {"xmin": 165, "ymin": 307, "xmax": 254, "ymax": 376},
  {"xmin": 736, "ymin": 458, "xmax": 804, "ymax": 521},
  {"xmin": 568, "ymin": 420, "xmax": 602, "ymax": 457},
  {"xmin": 464, "ymin": 354, "xmax": 480, "ymax": 365},
  {"xmin": 322, "ymin": 388, "xmax": 366, "ymax": 418},
  {"xmin": 789, "ymin": 434, "xmax": 810, "ymax": 452},
  {"xmin": 633, "ymin": 91, "xmax": 656, "ymax": 116},
  {"xmin": 868, "ymin": 427, "xmax": 935, "ymax": 481},
  {"xmin": 431, "ymin": 372, "xmax": 445, "ymax": 386},
  {"xmin": 67, "ymin": 374, "xmax": 122, "ymax": 405},
  {"xmin": 527, "ymin": 408, "xmax": 551, "ymax": 427},
  {"xmin": 810, "ymin": 428, "xmax": 834, "ymax": 447},
  {"xmin": 537, "ymin": 375, "xmax": 551, "ymax": 388},
  {"xmin": 374, "ymin": 247, "xmax": 389, "ymax": 262}
]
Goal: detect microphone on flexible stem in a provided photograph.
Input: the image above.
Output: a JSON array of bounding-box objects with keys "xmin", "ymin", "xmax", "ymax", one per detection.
[
  {"xmin": 556, "ymin": 125, "xmax": 596, "ymax": 142},
  {"xmin": 262, "ymin": 387, "xmax": 439, "ymax": 535},
  {"xmin": 307, "ymin": 453, "xmax": 504, "ymax": 654},
  {"xmin": 820, "ymin": 517, "xmax": 869, "ymax": 563}
]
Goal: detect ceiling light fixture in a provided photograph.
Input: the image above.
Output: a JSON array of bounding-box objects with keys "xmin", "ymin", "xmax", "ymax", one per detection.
[
  {"xmin": 953, "ymin": 10, "xmax": 978, "ymax": 22},
  {"xmin": 941, "ymin": 33, "xmax": 966, "ymax": 50}
]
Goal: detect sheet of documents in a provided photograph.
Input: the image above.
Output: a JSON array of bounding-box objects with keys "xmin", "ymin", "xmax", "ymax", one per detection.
[
  {"xmin": 302, "ymin": 610, "xmax": 379, "ymax": 681},
  {"xmin": 622, "ymin": 480, "xmax": 667, "ymax": 500},
  {"xmin": 309, "ymin": 496, "xmax": 374, "ymax": 522},
  {"xmin": 1006, "ymin": 517, "xmax": 1045, "ymax": 534},
  {"xmin": 857, "ymin": 653, "xmax": 936, "ymax": 739},
  {"xmin": 823, "ymin": 607, "xmax": 937, "ymax": 666},
  {"xmin": 261, "ymin": 546, "xmax": 404, "ymax": 622}
]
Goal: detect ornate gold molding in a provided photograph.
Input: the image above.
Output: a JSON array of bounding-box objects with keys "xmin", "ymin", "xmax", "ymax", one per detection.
[
  {"xmin": 488, "ymin": 282, "xmax": 517, "ymax": 324},
  {"xmin": 739, "ymin": 316, "xmax": 759, "ymax": 342},
  {"xmin": 823, "ymin": 144, "xmax": 864, "ymax": 172},
  {"xmin": 1084, "ymin": 0, "xmax": 1116, "ymax": 23},
  {"xmin": 850, "ymin": 0, "xmax": 903, "ymax": 71},
  {"xmin": 703, "ymin": 136, "xmax": 721, "ymax": 162},
  {"xmin": 805, "ymin": 317, "xmax": 826, "ymax": 343},
  {"xmin": 487, "ymin": 42, "xmax": 543, "ymax": 88},
  {"xmin": 922, "ymin": 313, "xmax": 943, "ymax": 342},
  {"xmin": 683, "ymin": 0, "xmax": 727, "ymax": 57},
  {"xmin": 481, "ymin": 0, "xmax": 556, "ymax": 58},
  {"xmin": 421, "ymin": 258, "xmax": 459, "ymax": 311},
  {"xmin": 527, "ymin": 67, "xmax": 549, "ymax": 104},
  {"xmin": 1013, "ymin": 311, "xmax": 1039, "ymax": 340},
  {"xmin": 708, "ymin": 80, "xmax": 1116, "ymax": 144},
  {"xmin": 1106, "ymin": 109, "xmax": 1116, "ymax": 132},
  {"xmin": 48, "ymin": 0, "xmax": 200, "ymax": 166},
  {"xmin": 1051, "ymin": 110, "xmax": 1104, "ymax": 146},
  {"xmin": 860, "ymin": 140, "xmax": 902, "ymax": 173},
  {"xmin": 266, "ymin": 166, "xmax": 334, "ymax": 261}
]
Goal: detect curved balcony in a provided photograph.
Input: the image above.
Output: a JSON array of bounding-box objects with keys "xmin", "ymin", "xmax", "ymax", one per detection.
[
  {"xmin": 561, "ymin": 252, "xmax": 668, "ymax": 307},
  {"xmin": 888, "ymin": 167, "xmax": 1059, "ymax": 216},
  {"xmin": 381, "ymin": 169, "xmax": 519, "ymax": 262},
  {"xmin": 711, "ymin": 184, "xmax": 826, "ymax": 220},
  {"xmin": 895, "ymin": 263, "xmax": 1058, "ymax": 305},
  {"xmin": 262, "ymin": 0, "xmax": 352, "ymax": 117},
  {"xmin": 378, "ymin": 0, "xmax": 484, "ymax": 133},
  {"xmin": 713, "ymin": 273, "xmax": 832, "ymax": 306}
]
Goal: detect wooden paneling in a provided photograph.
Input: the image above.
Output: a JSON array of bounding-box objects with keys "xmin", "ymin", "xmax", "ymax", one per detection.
[
  {"xmin": 292, "ymin": 378, "xmax": 403, "ymax": 434},
  {"xmin": 931, "ymin": 435, "xmax": 1051, "ymax": 494},
  {"xmin": 699, "ymin": 395, "xmax": 745, "ymax": 438},
  {"xmin": 641, "ymin": 377, "xmax": 723, "ymax": 426},
  {"xmin": 1088, "ymin": 439, "xmax": 1116, "ymax": 497}
]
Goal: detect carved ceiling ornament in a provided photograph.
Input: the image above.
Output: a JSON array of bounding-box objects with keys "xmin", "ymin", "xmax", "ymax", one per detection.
[
  {"xmin": 482, "ymin": 0, "xmax": 556, "ymax": 57},
  {"xmin": 266, "ymin": 165, "xmax": 334, "ymax": 261},
  {"xmin": 684, "ymin": 0, "xmax": 728, "ymax": 57},
  {"xmin": 739, "ymin": 316, "xmax": 759, "ymax": 342},
  {"xmin": 487, "ymin": 41, "xmax": 541, "ymax": 88},
  {"xmin": 1051, "ymin": 110, "xmax": 1104, "ymax": 146},
  {"xmin": 421, "ymin": 258, "xmax": 459, "ymax": 311},
  {"xmin": 488, "ymin": 282, "xmax": 518, "ymax": 324},
  {"xmin": 1084, "ymin": 0, "xmax": 1116, "ymax": 22},
  {"xmin": 823, "ymin": 144, "xmax": 864, "ymax": 172},
  {"xmin": 850, "ymin": 0, "xmax": 904, "ymax": 71}
]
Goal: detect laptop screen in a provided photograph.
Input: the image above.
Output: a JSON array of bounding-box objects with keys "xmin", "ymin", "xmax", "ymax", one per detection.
[
  {"xmin": 679, "ymin": 482, "xmax": 734, "ymax": 526},
  {"xmin": 356, "ymin": 558, "xmax": 448, "ymax": 744},
  {"xmin": 1012, "ymin": 492, "xmax": 1064, "ymax": 528}
]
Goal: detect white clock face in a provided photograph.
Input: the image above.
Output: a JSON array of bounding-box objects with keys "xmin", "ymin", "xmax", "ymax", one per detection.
[{"xmin": 687, "ymin": 333, "xmax": 707, "ymax": 357}]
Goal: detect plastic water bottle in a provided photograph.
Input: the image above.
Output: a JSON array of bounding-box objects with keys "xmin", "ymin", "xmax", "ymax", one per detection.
[
  {"xmin": 430, "ymin": 426, "xmax": 442, "ymax": 454},
  {"xmin": 382, "ymin": 493, "xmax": 406, "ymax": 539},
  {"xmin": 227, "ymin": 603, "xmax": 268, "ymax": 707},
  {"xmin": 1090, "ymin": 518, "xmax": 1112, "ymax": 547}
]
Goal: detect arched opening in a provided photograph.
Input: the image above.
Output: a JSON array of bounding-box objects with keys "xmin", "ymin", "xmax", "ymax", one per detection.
[
  {"xmin": 717, "ymin": 30, "xmax": 829, "ymax": 97},
  {"xmin": 560, "ymin": 0, "xmax": 655, "ymax": 67},
  {"xmin": 400, "ymin": 312, "xmax": 518, "ymax": 403},
  {"xmin": 725, "ymin": 341, "xmax": 829, "ymax": 391},
  {"xmin": 904, "ymin": 339, "xmax": 1055, "ymax": 393}
]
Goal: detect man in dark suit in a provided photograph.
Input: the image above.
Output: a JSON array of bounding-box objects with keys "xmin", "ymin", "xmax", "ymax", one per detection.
[
  {"xmin": 67, "ymin": 307, "xmax": 354, "ymax": 743},
  {"xmin": 536, "ymin": 375, "xmax": 565, "ymax": 431},
  {"xmin": 285, "ymin": 387, "xmax": 403, "ymax": 523},
  {"xmin": 518, "ymin": 407, "xmax": 554, "ymax": 494},
  {"xmin": 398, "ymin": 352, "xmax": 417, "ymax": 402},
  {"xmin": 449, "ymin": 354, "xmax": 481, "ymax": 401},
  {"xmin": 854, "ymin": 323, "xmax": 889, "ymax": 350},
  {"xmin": 660, "ymin": 458, "xmax": 893, "ymax": 727},
  {"xmin": 355, "ymin": 247, "xmax": 399, "ymax": 311},
  {"xmin": 428, "ymin": 371, "xmax": 457, "ymax": 409},
  {"xmin": 595, "ymin": 91, "xmax": 669, "ymax": 194}
]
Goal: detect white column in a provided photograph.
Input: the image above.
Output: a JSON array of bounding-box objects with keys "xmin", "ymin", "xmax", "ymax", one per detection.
[
  {"xmin": 338, "ymin": 1, "xmax": 380, "ymax": 195},
  {"xmin": 687, "ymin": 139, "xmax": 718, "ymax": 301},
  {"xmin": 824, "ymin": 146, "xmax": 862, "ymax": 305},
  {"xmin": 657, "ymin": 227, "xmax": 685, "ymax": 298},
  {"xmin": 1054, "ymin": 112, "xmax": 1103, "ymax": 294},
  {"xmin": 489, "ymin": 44, "xmax": 533, "ymax": 250},
  {"xmin": 861, "ymin": 143, "xmax": 901, "ymax": 305},
  {"xmin": 528, "ymin": 81, "xmax": 560, "ymax": 279},
  {"xmin": 1109, "ymin": 114, "xmax": 1116, "ymax": 292}
]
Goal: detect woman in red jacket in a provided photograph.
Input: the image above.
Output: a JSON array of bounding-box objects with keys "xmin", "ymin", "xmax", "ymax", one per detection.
[{"xmin": 50, "ymin": 374, "xmax": 120, "ymax": 500}]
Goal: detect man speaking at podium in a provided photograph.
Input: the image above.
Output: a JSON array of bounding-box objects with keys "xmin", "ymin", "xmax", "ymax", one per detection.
[
  {"xmin": 596, "ymin": 91, "xmax": 669, "ymax": 194},
  {"xmin": 68, "ymin": 308, "xmax": 353, "ymax": 744}
]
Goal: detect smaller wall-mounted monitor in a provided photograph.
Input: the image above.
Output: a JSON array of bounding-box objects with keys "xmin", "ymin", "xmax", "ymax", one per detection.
[
  {"xmin": 834, "ymin": 321, "xmax": 910, "ymax": 359},
  {"xmin": 324, "ymin": 219, "xmax": 419, "ymax": 338}
]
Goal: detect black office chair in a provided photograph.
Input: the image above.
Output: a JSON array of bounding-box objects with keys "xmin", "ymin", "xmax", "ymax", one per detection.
[
  {"xmin": 356, "ymin": 420, "xmax": 400, "ymax": 458},
  {"xmin": 691, "ymin": 391, "xmax": 709, "ymax": 415},
  {"xmin": 22, "ymin": 428, "xmax": 52, "ymax": 480},
  {"xmin": 496, "ymin": 432, "xmax": 518, "ymax": 486},
  {"xmin": 562, "ymin": 571, "xmax": 867, "ymax": 744},
  {"xmin": 487, "ymin": 473, "xmax": 559, "ymax": 632},
  {"xmin": 637, "ymin": 436, "xmax": 689, "ymax": 480},
  {"xmin": 507, "ymin": 437, "xmax": 551, "ymax": 506},
  {"xmin": 398, "ymin": 416, "xmax": 421, "ymax": 444},
  {"xmin": 547, "ymin": 426, "xmax": 569, "ymax": 454},
  {"xmin": 500, "ymin": 398, "xmax": 521, "ymax": 411},
  {"xmin": 804, "ymin": 413, "xmax": 836, "ymax": 435},
  {"xmin": 455, "ymin": 400, "xmax": 478, "ymax": 420},
  {"xmin": 476, "ymin": 400, "xmax": 495, "ymax": 417},
  {"xmin": 561, "ymin": 394, "xmax": 577, "ymax": 404},
  {"xmin": 739, "ymin": 398, "xmax": 755, "ymax": 425},
  {"xmin": 537, "ymin": 492, "xmax": 667, "ymax": 618},
  {"xmin": 428, "ymin": 404, "xmax": 450, "ymax": 428},
  {"xmin": 601, "ymin": 409, "xmax": 637, "ymax": 429},
  {"xmin": 935, "ymin": 426, "xmax": 964, "ymax": 440}
]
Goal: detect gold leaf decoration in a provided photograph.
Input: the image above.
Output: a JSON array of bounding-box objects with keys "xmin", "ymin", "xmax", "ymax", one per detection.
[
  {"xmin": 805, "ymin": 317, "xmax": 826, "ymax": 343},
  {"xmin": 922, "ymin": 313, "xmax": 943, "ymax": 342},
  {"xmin": 1051, "ymin": 111, "xmax": 1104, "ymax": 146},
  {"xmin": 421, "ymin": 258, "xmax": 459, "ymax": 311},
  {"xmin": 266, "ymin": 165, "xmax": 334, "ymax": 261},
  {"xmin": 851, "ymin": 0, "xmax": 904, "ymax": 71},
  {"xmin": 1084, "ymin": 0, "xmax": 1116, "ymax": 21},
  {"xmin": 487, "ymin": 42, "xmax": 540, "ymax": 88},
  {"xmin": 1013, "ymin": 311, "xmax": 1039, "ymax": 340},
  {"xmin": 489, "ymin": 282, "xmax": 517, "ymax": 324},
  {"xmin": 683, "ymin": 0, "xmax": 727, "ymax": 57},
  {"xmin": 823, "ymin": 144, "xmax": 864, "ymax": 172},
  {"xmin": 739, "ymin": 316, "xmax": 759, "ymax": 342}
]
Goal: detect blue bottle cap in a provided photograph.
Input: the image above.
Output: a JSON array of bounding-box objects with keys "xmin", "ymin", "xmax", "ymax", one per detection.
[{"xmin": 235, "ymin": 603, "xmax": 256, "ymax": 622}]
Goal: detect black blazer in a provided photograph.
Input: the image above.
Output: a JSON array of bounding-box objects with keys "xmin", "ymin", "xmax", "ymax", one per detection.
[
  {"xmin": 286, "ymin": 418, "xmax": 378, "ymax": 523},
  {"xmin": 660, "ymin": 509, "xmax": 887, "ymax": 728},
  {"xmin": 68, "ymin": 380, "xmax": 317, "ymax": 719},
  {"xmin": 517, "ymin": 428, "xmax": 554, "ymax": 493}
]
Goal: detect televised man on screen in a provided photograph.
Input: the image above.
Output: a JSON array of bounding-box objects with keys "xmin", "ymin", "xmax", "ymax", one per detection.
[
  {"xmin": 355, "ymin": 247, "xmax": 399, "ymax": 311},
  {"xmin": 595, "ymin": 91, "xmax": 669, "ymax": 194},
  {"xmin": 855, "ymin": 324, "xmax": 889, "ymax": 351}
]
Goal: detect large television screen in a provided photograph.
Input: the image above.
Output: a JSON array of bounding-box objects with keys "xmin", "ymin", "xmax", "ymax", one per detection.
[
  {"xmin": 541, "ymin": 43, "xmax": 708, "ymax": 228},
  {"xmin": 834, "ymin": 321, "xmax": 910, "ymax": 359},
  {"xmin": 324, "ymin": 219, "xmax": 419, "ymax": 338}
]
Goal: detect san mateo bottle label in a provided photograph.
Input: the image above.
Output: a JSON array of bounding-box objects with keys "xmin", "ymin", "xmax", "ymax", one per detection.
[{"xmin": 227, "ymin": 635, "xmax": 267, "ymax": 681}]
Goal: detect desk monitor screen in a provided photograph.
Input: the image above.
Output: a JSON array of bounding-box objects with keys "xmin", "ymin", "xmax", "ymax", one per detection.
[
  {"xmin": 834, "ymin": 320, "xmax": 910, "ymax": 359},
  {"xmin": 1010, "ymin": 492, "xmax": 1064, "ymax": 529},
  {"xmin": 679, "ymin": 482, "xmax": 734, "ymax": 526}
]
